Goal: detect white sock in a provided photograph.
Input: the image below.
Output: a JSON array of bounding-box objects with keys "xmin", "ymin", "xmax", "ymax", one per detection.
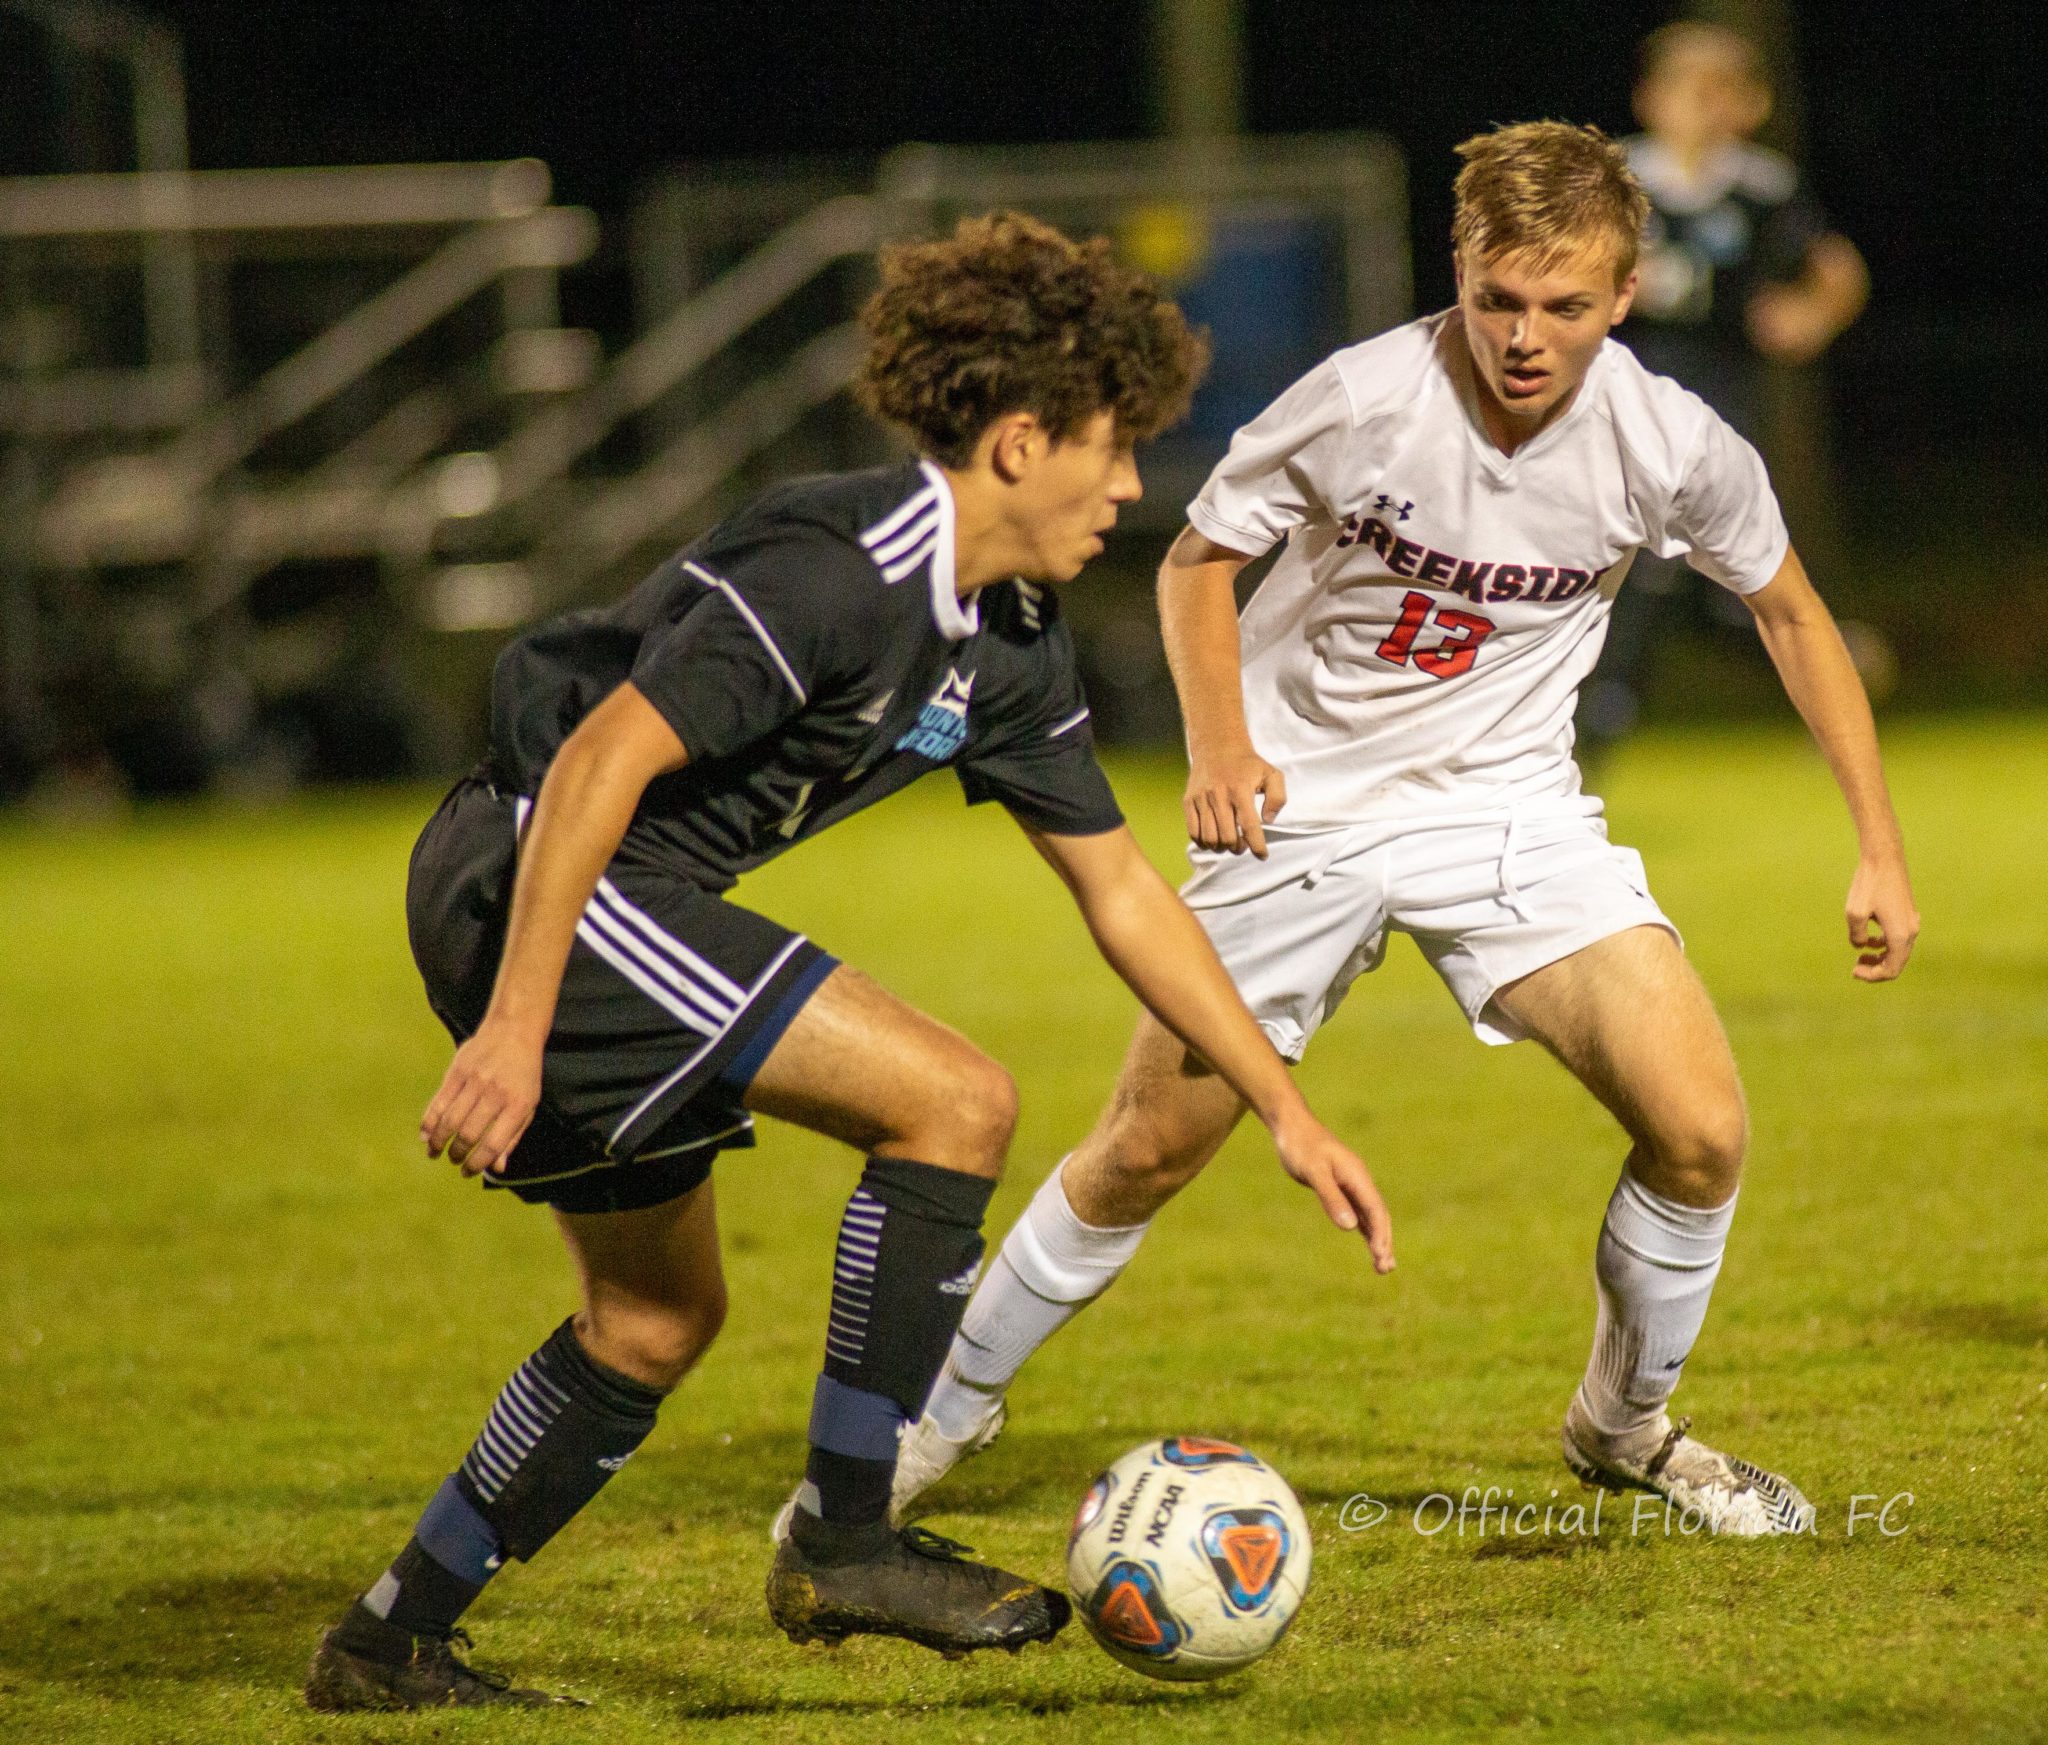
[
  {"xmin": 1577, "ymin": 1170, "xmax": 1736, "ymax": 1444},
  {"xmin": 923, "ymin": 1161, "xmax": 1149, "ymax": 1440}
]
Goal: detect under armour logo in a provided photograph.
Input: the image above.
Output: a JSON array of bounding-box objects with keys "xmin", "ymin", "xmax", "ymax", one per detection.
[{"xmin": 1373, "ymin": 493, "xmax": 1414, "ymax": 521}]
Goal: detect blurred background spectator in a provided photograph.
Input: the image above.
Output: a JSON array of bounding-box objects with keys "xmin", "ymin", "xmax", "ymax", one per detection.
[{"xmin": 1581, "ymin": 18, "xmax": 1871, "ymax": 759}]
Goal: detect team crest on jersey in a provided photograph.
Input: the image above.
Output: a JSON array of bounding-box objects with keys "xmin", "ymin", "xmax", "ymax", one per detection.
[{"xmin": 895, "ymin": 669, "xmax": 974, "ymax": 762}]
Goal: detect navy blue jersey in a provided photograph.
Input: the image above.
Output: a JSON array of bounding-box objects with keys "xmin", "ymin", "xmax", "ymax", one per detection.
[
  {"xmin": 1622, "ymin": 136, "xmax": 1831, "ymax": 428},
  {"xmin": 1625, "ymin": 136, "xmax": 1830, "ymax": 343},
  {"xmin": 489, "ymin": 460, "xmax": 1123, "ymax": 891}
]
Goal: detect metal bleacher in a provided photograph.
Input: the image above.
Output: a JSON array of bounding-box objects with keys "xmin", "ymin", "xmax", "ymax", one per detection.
[{"xmin": 2, "ymin": 73, "xmax": 1406, "ymax": 790}]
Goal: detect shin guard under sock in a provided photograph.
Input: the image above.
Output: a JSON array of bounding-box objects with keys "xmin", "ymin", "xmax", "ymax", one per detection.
[
  {"xmin": 801, "ymin": 1156, "xmax": 995, "ymax": 1527},
  {"xmin": 348, "ymin": 1318, "xmax": 667, "ymax": 1645},
  {"xmin": 1579, "ymin": 1171, "xmax": 1736, "ymax": 1440},
  {"xmin": 925, "ymin": 1159, "xmax": 1148, "ymax": 1440}
]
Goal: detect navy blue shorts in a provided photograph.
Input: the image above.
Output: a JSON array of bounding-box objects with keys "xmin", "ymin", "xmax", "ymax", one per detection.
[{"xmin": 405, "ymin": 778, "xmax": 837, "ymax": 1214}]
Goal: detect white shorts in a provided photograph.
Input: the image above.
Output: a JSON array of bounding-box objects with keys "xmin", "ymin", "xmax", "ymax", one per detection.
[{"xmin": 1181, "ymin": 804, "xmax": 1678, "ymax": 1057}]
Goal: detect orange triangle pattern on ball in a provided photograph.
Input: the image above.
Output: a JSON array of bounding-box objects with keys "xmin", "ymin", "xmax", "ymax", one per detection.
[
  {"xmin": 1098, "ymin": 1576, "xmax": 1167, "ymax": 1647},
  {"xmin": 1215, "ymin": 1523, "xmax": 1284, "ymax": 1595}
]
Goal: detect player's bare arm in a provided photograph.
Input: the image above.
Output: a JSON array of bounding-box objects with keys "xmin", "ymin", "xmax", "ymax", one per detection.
[
  {"xmin": 1743, "ymin": 546, "xmax": 1919, "ymax": 980},
  {"xmin": 1159, "ymin": 528, "xmax": 1288, "ymax": 859},
  {"xmin": 1025, "ymin": 822, "xmax": 1393, "ymax": 1269},
  {"xmin": 420, "ymin": 681, "xmax": 687, "ymax": 1174},
  {"xmin": 1746, "ymin": 232, "xmax": 1869, "ymax": 365}
]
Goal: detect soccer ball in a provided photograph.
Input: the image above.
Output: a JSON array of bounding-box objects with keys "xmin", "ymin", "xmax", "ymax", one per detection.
[{"xmin": 1066, "ymin": 1436, "xmax": 1312, "ymax": 1682}]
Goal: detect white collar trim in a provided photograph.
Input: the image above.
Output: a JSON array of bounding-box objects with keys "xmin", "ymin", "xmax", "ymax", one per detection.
[{"xmin": 918, "ymin": 459, "xmax": 979, "ymax": 642}]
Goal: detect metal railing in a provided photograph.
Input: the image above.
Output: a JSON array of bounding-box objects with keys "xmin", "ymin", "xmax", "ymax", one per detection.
[
  {"xmin": 2, "ymin": 130, "xmax": 1408, "ymax": 787},
  {"xmin": 8, "ymin": 132, "xmax": 1408, "ymax": 590}
]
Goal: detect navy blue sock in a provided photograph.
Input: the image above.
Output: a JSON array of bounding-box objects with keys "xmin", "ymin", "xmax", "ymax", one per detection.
[
  {"xmin": 801, "ymin": 1157, "xmax": 995, "ymax": 1528},
  {"xmin": 347, "ymin": 1320, "xmax": 667, "ymax": 1643}
]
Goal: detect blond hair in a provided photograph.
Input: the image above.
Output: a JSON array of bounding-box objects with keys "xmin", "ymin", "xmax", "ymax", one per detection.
[{"xmin": 1451, "ymin": 122, "xmax": 1649, "ymax": 287}]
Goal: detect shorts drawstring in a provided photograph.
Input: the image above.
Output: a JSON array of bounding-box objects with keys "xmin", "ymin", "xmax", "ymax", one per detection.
[
  {"xmin": 1301, "ymin": 836, "xmax": 1353, "ymax": 889},
  {"xmin": 1498, "ymin": 809, "xmax": 1533, "ymax": 923}
]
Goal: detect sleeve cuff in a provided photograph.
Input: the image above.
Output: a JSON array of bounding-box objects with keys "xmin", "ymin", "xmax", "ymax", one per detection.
[
  {"xmin": 1185, "ymin": 498, "xmax": 1277, "ymax": 559},
  {"xmin": 1721, "ymin": 531, "xmax": 1791, "ymax": 596}
]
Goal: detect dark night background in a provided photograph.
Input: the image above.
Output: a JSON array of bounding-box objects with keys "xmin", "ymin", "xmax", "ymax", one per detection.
[
  {"xmin": 9, "ymin": 1, "xmax": 2037, "ymax": 330},
  {"xmin": 11, "ymin": 2, "xmax": 2041, "ymax": 499},
  {"xmin": 4, "ymin": 0, "xmax": 2042, "ymax": 750}
]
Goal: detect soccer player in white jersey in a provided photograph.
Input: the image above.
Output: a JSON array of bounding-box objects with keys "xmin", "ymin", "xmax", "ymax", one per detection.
[{"xmin": 897, "ymin": 123, "xmax": 1920, "ymax": 1535}]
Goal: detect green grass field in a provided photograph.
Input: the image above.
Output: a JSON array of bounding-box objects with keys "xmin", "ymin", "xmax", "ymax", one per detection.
[{"xmin": 3, "ymin": 718, "xmax": 2044, "ymax": 1743}]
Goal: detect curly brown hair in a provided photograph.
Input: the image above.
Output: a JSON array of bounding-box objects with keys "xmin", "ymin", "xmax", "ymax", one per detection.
[{"xmin": 855, "ymin": 211, "xmax": 1210, "ymax": 467}]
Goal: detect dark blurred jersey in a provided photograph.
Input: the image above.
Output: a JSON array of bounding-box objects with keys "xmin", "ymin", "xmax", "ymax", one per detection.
[{"xmin": 1620, "ymin": 136, "xmax": 1830, "ymax": 432}]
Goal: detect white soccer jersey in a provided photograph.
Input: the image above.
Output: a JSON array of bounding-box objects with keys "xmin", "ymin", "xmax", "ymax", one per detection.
[{"xmin": 1186, "ymin": 311, "xmax": 1789, "ymax": 826}]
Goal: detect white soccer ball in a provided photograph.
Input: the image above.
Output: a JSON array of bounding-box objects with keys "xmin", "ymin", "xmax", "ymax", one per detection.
[{"xmin": 1065, "ymin": 1436, "xmax": 1313, "ymax": 1682}]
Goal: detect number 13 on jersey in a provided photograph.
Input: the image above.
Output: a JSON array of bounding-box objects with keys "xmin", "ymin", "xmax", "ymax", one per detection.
[{"xmin": 1375, "ymin": 591, "xmax": 1497, "ymax": 679}]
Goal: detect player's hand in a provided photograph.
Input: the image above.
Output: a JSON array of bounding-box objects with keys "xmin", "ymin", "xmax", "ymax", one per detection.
[
  {"xmin": 421, "ymin": 1021, "xmax": 543, "ymax": 1176},
  {"xmin": 1846, "ymin": 852, "xmax": 1919, "ymax": 982},
  {"xmin": 1270, "ymin": 1106, "xmax": 1394, "ymax": 1273},
  {"xmin": 1185, "ymin": 745, "xmax": 1288, "ymax": 859},
  {"xmin": 1746, "ymin": 287, "xmax": 1837, "ymax": 366}
]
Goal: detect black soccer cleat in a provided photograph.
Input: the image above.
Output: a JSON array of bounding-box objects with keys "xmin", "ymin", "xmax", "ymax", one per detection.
[
  {"xmin": 766, "ymin": 1518, "xmax": 1070, "ymax": 1659},
  {"xmin": 303, "ymin": 1619, "xmax": 584, "ymax": 1712}
]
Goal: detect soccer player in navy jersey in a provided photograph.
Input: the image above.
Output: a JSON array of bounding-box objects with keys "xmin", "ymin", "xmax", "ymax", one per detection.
[{"xmin": 304, "ymin": 213, "xmax": 1395, "ymax": 1711}]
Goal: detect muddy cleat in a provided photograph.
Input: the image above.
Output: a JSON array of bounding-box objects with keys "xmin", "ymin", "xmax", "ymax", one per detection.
[
  {"xmin": 766, "ymin": 1514, "xmax": 1069, "ymax": 1657},
  {"xmin": 303, "ymin": 1616, "xmax": 584, "ymax": 1712},
  {"xmin": 1562, "ymin": 1395, "xmax": 1816, "ymax": 1536}
]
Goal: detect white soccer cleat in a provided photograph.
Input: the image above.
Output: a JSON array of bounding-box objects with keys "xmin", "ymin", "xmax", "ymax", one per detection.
[
  {"xmin": 891, "ymin": 1398, "xmax": 1008, "ymax": 1520},
  {"xmin": 767, "ymin": 1399, "xmax": 1009, "ymax": 1546},
  {"xmin": 1561, "ymin": 1395, "xmax": 1815, "ymax": 1537}
]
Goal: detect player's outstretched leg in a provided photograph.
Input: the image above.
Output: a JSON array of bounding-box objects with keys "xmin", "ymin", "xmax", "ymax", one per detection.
[
  {"xmin": 306, "ymin": 1187, "xmax": 726, "ymax": 1710},
  {"xmin": 893, "ymin": 1011, "xmax": 1246, "ymax": 1520},
  {"xmin": 1492, "ymin": 925, "xmax": 1814, "ymax": 1536},
  {"xmin": 744, "ymin": 967, "xmax": 1071, "ymax": 1656}
]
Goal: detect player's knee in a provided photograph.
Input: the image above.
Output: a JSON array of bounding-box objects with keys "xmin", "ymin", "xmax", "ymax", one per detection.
[
  {"xmin": 901, "ymin": 1049, "xmax": 1017, "ymax": 1177},
  {"xmin": 1646, "ymin": 1100, "xmax": 1748, "ymax": 1202},
  {"xmin": 580, "ymin": 1289, "xmax": 726, "ymax": 1392},
  {"xmin": 949, "ymin": 1056, "xmax": 1019, "ymax": 1175},
  {"xmin": 1101, "ymin": 1102, "xmax": 1211, "ymax": 1201}
]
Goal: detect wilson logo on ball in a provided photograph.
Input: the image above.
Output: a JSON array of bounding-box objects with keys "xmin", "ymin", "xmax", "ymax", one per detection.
[
  {"xmin": 1089, "ymin": 1560, "xmax": 1185, "ymax": 1656},
  {"xmin": 1201, "ymin": 1508, "xmax": 1292, "ymax": 1611},
  {"xmin": 1159, "ymin": 1436, "xmax": 1261, "ymax": 1469}
]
